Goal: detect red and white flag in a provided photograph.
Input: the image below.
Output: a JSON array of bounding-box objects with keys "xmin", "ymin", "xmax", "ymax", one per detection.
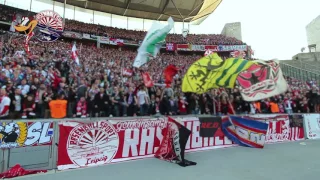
[
  {"xmin": 204, "ymin": 49, "xmax": 213, "ymax": 56},
  {"xmin": 10, "ymin": 13, "xmax": 20, "ymax": 32},
  {"xmin": 71, "ymin": 43, "xmax": 80, "ymax": 65},
  {"xmin": 122, "ymin": 68, "xmax": 133, "ymax": 76},
  {"xmin": 142, "ymin": 72, "xmax": 154, "ymax": 87},
  {"xmin": 109, "ymin": 38, "xmax": 124, "ymax": 46},
  {"xmin": 230, "ymin": 51, "xmax": 246, "ymax": 58}
]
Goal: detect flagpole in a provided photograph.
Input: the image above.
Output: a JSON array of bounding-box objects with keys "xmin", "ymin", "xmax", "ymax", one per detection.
[
  {"xmin": 212, "ymin": 96, "xmax": 216, "ymax": 115},
  {"xmin": 120, "ymin": 57, "xmax": 124, "ymax": 86}
]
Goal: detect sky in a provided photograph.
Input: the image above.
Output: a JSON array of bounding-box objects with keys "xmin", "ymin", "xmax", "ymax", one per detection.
[
  {"xmin": 4, "ymin": 0, "xmax": 320, "ymax": 60},
  {"xmin": 196, "ymin": 0, "xmax": 320, "ymax": 60}
]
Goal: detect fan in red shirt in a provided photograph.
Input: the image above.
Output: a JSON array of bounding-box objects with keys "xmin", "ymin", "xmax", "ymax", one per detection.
[
  {"xmin": 178, "ymin": 95, "xmax": 188, "ymax": 115},
  {"xmin": 76, "ymin": 96, "xmax": 87, "ymax": 117}
]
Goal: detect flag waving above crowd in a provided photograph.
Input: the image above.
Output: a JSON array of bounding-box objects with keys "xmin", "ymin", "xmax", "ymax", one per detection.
[
  {"xmin": 181, "ymin": 53, "xmax": 288, "ymax": 101},
  {"xmin": 237, "ymin": 60, "xmax": 288, "ymax": 101},
  {"xmin": 133, "ymin": 17, "xmax": 174, "ymax": 68},
  {"xmin": 71, "ymin": 43, "xmax": 80, "ymax": 65},
  {"xmin": 182, "ymin": 53, "xmax": 254, "ymax": 94}
]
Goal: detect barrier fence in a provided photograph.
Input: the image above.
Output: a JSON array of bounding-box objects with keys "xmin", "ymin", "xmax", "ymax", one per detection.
[{"xmin": 0, "ymin": 113, "xmax": 319, "ymax": 173}]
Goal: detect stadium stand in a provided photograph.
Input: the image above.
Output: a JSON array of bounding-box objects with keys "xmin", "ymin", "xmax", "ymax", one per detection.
[{"xmin": 0, "ymin": 4, "xmax": 319, "ymax": 120}]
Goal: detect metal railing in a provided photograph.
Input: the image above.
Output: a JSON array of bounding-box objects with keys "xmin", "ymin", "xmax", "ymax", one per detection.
[
  {"xmin": 281, "ymin": 61, "xmax": 320, "ymax": 75},
  {"xmin": 280, "ymin": 63, "xmax": 320, "ymax": 85}
]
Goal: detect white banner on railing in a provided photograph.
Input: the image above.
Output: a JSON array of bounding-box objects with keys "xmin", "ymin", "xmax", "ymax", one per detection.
[{"xmin": 303, "ymin": 114, "xmax": 320, "ymax": 139}]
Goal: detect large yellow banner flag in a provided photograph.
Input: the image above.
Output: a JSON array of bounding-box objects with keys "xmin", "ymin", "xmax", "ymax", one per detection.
[{"xmin": 182, "ymin": 53, "xmax": 255, "ymax": 94}]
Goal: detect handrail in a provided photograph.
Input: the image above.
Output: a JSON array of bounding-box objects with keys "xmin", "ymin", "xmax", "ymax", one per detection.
[
  {"xmin": 281, "ymin": 61, "xmax": 320, "ymax": 74},
  {"xmin": 9, "ymin": 113, "xmax": 320, "ymax": 122},
  {"xmin": 280, "ymin": 62, "xmax": 320, "ymax": 76}
]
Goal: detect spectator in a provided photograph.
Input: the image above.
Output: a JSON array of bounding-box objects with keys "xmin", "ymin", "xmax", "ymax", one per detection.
[
  {"xmin": 9, "ymin": 88, "xmax": 23, "ymax": 119},
  {"xmin": 126, "ymin": 87, "xmax": 137, "ymax": 116},
  {"xmin": 76, "ymin": 96, "xmax": 87, "ymax": 118},
  {"xmin": 137, "ymin": 86, "xmax": 149, "ymax": 116},
  {"xmin": 22, "ymin": 94, "xmax": 36, "ymax": 119},
  {"xmin": 17, "ymin": 79, "xmax": 30, "ymax": 96},
  {"xmin": 93, "ymin": 87, "xmax": 110, "ymax": 117},
  {"xmin": 49, "ymin": 94, "xmax": 67, "ymax": 119},
  {"xmin": 0, "ymin": 88, "xmax": 11, "ymax": 119}
]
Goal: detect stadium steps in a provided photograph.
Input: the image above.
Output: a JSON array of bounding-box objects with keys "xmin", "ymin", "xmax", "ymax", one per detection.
[
  {"xmin": 280, "ymin": 63, "xmax": 320, "ymax": 85},
  {"xmin": 280, "ymin": 60, "xmax": 320, "ymax": 75}
]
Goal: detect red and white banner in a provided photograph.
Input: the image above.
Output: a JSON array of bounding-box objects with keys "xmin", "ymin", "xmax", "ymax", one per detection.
[
  {"xmin": 176, "ymin": 44, "xmax": 192, "ymax": 51},
  {"xmin": 57, "ymin": 115, "xmax": 305, "ymax": 170},
  {"xmin": 176, "ymin": 44, "xmax": 247, "ymax": 52},
  {"xmin": 57, "ymin": 117, "xmax": 234, "ymax": 170},
  {"xmin": 205, "ymin": 45, "xmax": 218, "ymax": 51},
  {"xmin": 246, "ymin": 114, "xmax": 304, "ymax": 143},
  {"xmin": 57, "ymin": 119, "xmax": 166, "ymax": 170},
  {"xmin": 218, "ymin": 45, "xmax": 247, "ymax": 52},
  {"xmin": 122, "ymin": 68, "xmax": 133, "ymax": 76},
  {"xmin": 166, "ymin": 43, "xmax": 176, "ymax": 51},
  {"xmin": 230, "ymin": 50, "xmax": 246, "ymax": 58},
  {"xmin": 303, "ymin": 114, "xmax": 320, "ymax": 139},
  {"xmin": 97, "ymin": 36, "xmax": 109, "ymax": 44},
  {"xmin": 109, "ymin": 38, "xmax": 124, "ymax": 46},
  {"xmin": 178, "ymin": 117, "xmax": 235, "ymax": 151},
  {"xmin": 62, "ymin": 31, "xmax": 82, "ymax": 39}
]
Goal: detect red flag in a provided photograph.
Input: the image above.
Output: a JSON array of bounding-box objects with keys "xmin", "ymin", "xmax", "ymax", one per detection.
[
  {"xmin": 142, "ymin": 72, "xmax": 154, "ymax": 87},
  {"xmin": 163, "ymin": 65, "xmax": 178, "ymax": 88},
  {"xmin": 110, "ymin": 38, "xmax": 124, "ymax": 46},
  {"xmin": 0, "ymin": 164, "xmax": 47, "ymax": 178},
  {"xmin": 122, "ymin": 68, "xmax": 133, "ymax": 77},
  {"xmin": 230, "ymin": 51, "xmax": 246, "ymax": 58}
]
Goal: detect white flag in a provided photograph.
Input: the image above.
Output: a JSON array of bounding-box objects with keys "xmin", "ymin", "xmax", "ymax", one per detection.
[
  {"xmin": 133, "ymin": 17, "xmax": 174, "ymax": 68},
  {"xmin": 71, "ymin": 43, "xmax": 80, "ymax": 65}
]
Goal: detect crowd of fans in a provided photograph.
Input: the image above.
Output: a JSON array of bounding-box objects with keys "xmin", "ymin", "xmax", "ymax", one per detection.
[
  {"xmin": 0, "ymin": 30, "xmax": 319, "ymax": 120},
  {"xmin": 0, "ymin": 4, "xmax": 319, "ymax": 120},
  {"xmin": 0, "ymin": 4, "xmax": 244, "ymax": 45}
]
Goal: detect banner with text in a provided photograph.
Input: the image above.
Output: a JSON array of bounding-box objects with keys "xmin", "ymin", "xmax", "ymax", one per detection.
[
  {"xmin": 303, "ymin": 114, "xmax": 320, "ymax": 139},
  {"xmin": 97, "ymin": 36, "xmax": 109, "ymax": 44},
  {"xmin": 57, "ymin": 117, "xmax": 234, "ymax": 170},
  {"xmin": 82, "ymin": 33, "xmax": 90, "ymax": 39},
  {"xmin": 176, "ymin": 44, "xmax": 246, "ymax": 52},
  {"xmin": 0, "ymin": 121, "xmax": 54, "ymax": 149},
  {"xmin": 62, "ymin": 31, "xmax": 82, "ymax": 39},
  {"xmin": 246, "ymin": 114, "xmax": 304, "ymax": 143},
  {"xmin": 166, "ymin": 43, "xmax": 176, "ymax": 51}
]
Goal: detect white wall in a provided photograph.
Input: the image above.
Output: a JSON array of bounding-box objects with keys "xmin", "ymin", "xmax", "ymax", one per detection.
[{"xmin": 306, "ymin": 15, "xmax": 320, "ymax": 52}]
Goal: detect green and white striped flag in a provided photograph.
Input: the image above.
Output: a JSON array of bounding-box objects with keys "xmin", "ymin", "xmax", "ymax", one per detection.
[{"xmin": 133, "ymin": 17, "xmax": 174, "ymax": 68}]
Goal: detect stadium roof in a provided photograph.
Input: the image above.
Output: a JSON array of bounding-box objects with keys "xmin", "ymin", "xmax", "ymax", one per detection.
[{"xmin": 55, "ymin": 0, "xmax": 222, "ymax": 24}]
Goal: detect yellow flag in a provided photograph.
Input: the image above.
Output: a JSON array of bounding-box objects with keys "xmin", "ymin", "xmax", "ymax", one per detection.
[{"xmin": 182, "ymin": 53, "xmax": 255, "ymax": 94}]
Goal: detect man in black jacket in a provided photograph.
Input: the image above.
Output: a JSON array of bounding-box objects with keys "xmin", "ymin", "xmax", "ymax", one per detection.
[
  {"xmin": 93, "ymin": 87, "xmax": 110, "ymax": 117},
  {"xmin": 9, "ymin": 88, "xmax": 24, "ymax": 119}
]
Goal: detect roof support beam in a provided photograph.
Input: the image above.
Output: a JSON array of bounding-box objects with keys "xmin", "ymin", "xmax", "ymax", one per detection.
[
  {"xmin": 157, "ymin": 0, "xmax": 169, "ymax": 20},
  {"xmin": 170, "ymin": 0, "xmax": 183, "ymax": 20},
  {"xmin": 123, "ymin": 0, "xmax": 131, "ymax": 16},
  {"xmin": 85, "ymin": 0, "xmax": 88, "ymax": 9},
  {"xmin": 186, "ymin": 0, "xmax": 204, "ymax": 18}
]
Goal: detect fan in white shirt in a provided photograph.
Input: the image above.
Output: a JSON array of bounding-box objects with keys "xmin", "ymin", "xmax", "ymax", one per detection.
[
  {"xmin": 0, "ymin": 89, "xmax": 11, "ymax": 118},
  {"xmin": 17, "ymin": 79, "xmax": 30, "ymax": 96}
]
